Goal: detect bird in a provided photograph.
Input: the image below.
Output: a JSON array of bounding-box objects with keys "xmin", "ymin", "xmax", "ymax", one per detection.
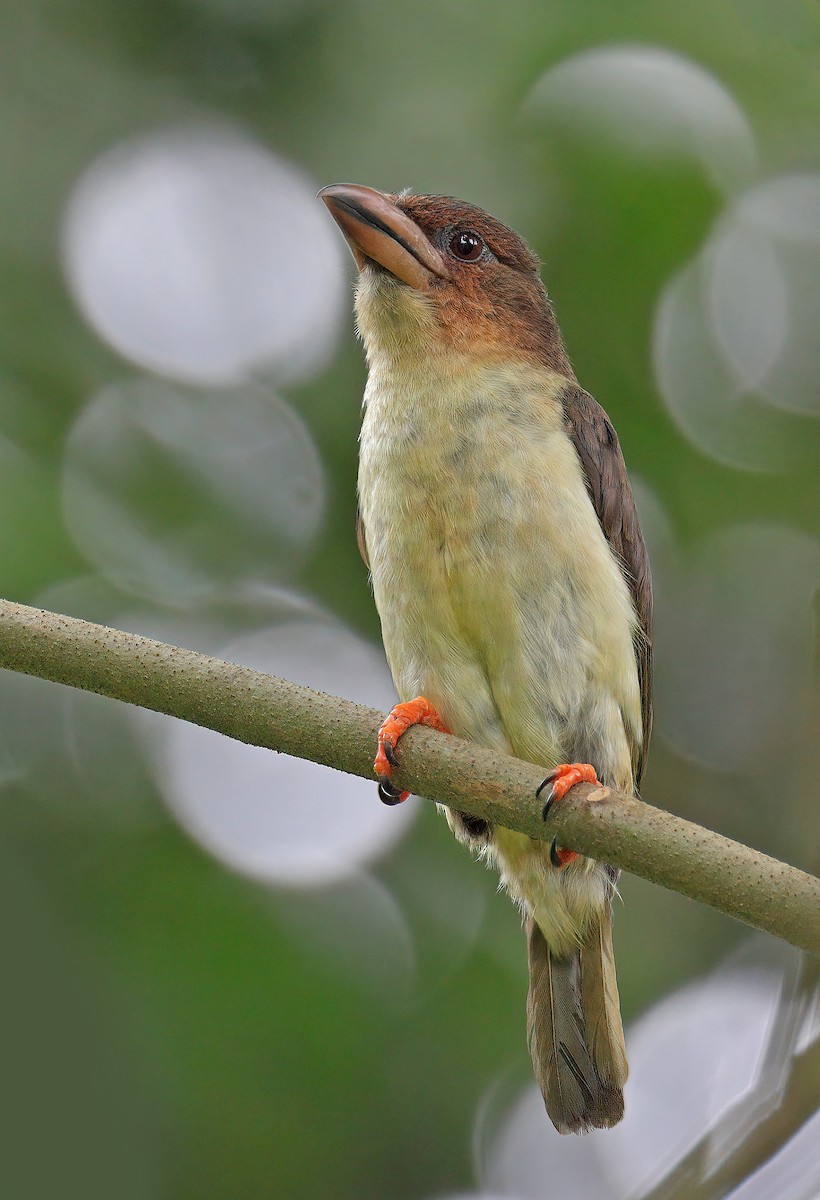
[{"xmin": 319, "ymin": 182, "xmax": 652, "ymax": 1134}]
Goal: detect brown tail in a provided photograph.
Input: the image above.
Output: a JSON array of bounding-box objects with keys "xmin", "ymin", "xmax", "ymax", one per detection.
[{"xmin": 526, "ymin": 911, "xmax": 628, "ymax": 1133}]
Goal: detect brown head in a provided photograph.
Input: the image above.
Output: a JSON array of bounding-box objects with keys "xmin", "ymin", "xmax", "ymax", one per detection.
[{"xmin": 319, "ymin": 184, "xmax": 574, "ymax": 378}]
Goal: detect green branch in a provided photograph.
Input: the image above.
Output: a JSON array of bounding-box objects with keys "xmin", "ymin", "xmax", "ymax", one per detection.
[{"xmin": 0, "ymin": 598, "xmax": 817, "ymax": 953}]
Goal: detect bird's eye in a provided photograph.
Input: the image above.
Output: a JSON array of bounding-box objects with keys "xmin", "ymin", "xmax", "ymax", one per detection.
[{"xmin": 448, "ymin": 229, "xmax": 484, "ymax": 262}]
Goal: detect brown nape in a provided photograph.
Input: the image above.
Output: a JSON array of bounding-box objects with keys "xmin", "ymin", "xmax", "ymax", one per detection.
[{"xmin": 394, "ymin": 193, "xmax": 577, "ymax": 379}]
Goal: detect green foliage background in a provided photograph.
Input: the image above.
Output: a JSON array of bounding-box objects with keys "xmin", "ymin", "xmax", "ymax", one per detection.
[{"xmin": 0, "ymin": 2, "xmax": 817, "ymax": 1197}]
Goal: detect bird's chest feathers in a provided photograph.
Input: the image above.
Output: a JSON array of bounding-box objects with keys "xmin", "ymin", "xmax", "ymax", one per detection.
[
  {"xmin": 358, "ymin": 355, "xmax": 640, "ymax": 773},
  {"xmin": 361, "ymin": 362, "xmax": 558, "ymax": 596},
  {"xmin": 365, "ymin": 381, "xmax": 516, "ymax": 573}
]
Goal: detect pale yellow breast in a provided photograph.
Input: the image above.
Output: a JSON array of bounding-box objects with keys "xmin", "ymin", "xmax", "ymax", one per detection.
[{"xmin": 358, "ymin": 346, "xmax": 641, "ymax": 795}]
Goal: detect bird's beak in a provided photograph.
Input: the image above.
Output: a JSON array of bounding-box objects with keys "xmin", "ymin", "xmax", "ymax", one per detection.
[{"xmin": 319, "ymin": 183, "xmax": 450, "ymax": 289}]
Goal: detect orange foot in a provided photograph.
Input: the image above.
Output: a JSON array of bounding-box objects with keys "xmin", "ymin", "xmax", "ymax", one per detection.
[
  {"xmin": 536, "ymin": 763, "xmax": 600, "ymax": 869},
  {"xmin": 375, "ymin": 696, "xmax": 447, "ymax": 806}
]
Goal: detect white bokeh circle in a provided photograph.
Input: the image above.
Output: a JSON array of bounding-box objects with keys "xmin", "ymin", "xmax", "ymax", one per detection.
[
  {"xmin": 653, "ymin": 257, "xmax": 791, "ymax": 471},
  {"xmin": 527, "ymin": 44, "xmax": 756, "ymax": 192},
  {"xmin": 707, "ymin": 218, "xmax": 788, "ymax": 392},
  {"xmin": 737, "ymin": 172, "xmax": 820, "ymax": 245},
  {"xmin": 654, "ymin": 172, "xmax": 820, "ymax": 467},
  {"xmin": 62, "ymin": 378, "xmax": 326, "ymax": 604},
  {"xmin": 731, "ymin": 174, "xmax": 820, "ymax": 416},
  {"xmin": 62, "ymin": 125, "xmax": 346, "ymax": 384},
  {"xmin": 144, "ymin": 617, "xmax": 414, "ymax": 887}
]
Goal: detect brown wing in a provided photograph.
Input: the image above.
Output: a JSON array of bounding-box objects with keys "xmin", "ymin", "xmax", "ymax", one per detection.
[
  {"xmin": 356, "ymin": 508, "xmax": 369, "ymax": 569},
  {"xmin": 561, "ymin": 384, "xmax": 653, "ymax": 789}
]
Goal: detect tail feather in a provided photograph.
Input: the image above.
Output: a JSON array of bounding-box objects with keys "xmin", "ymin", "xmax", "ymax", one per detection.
[
  {"xmin": 579, "ymin": 908, "xmax": 629, "ymax": 1093},
  {"xmin": 526, "ymin": 911, "xmax": 627, "ymax": 1134}
]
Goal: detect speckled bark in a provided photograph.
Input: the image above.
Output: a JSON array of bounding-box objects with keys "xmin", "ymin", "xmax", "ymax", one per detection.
[{"xmin": 0, "ymin": 599, "xmax": 817, "ymax": 953}]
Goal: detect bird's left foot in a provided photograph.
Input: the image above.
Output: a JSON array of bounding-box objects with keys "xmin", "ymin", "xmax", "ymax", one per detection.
[
  {"xmin": 536, "ymin": 763, "xmax": 600, "ymax": 869},
  {"xmin": 374, "ymin": 696, "xmax": 448, "ymax": 805}
]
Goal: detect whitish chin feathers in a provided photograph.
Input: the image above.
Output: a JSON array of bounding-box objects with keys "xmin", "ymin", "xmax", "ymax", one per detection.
[{"xmin": 354, "ymin": 270, "xmax": 439, "ymax": 360}]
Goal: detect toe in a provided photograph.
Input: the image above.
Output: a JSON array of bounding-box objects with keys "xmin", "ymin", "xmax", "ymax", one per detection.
[
  {"xmin": 539, "ymin": 763, "xmax": 599, "ymax": 819},
  {"xmin": 549, "ymin": 838, "xmax": 578, "ymax": 869},
  {"xmin": 374, "ymin": 744, "xmax": 393, "ymax": 779},
  {"xmin": 374, "ymin": 697, "xmax": 448, "ymax": 799}
]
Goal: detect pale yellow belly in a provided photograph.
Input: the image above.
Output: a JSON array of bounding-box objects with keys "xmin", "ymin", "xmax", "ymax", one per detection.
[
  {"xmin": 358, "ymin": 363, "xmax": 640, "ymax": 950},
  {"xmin": 360, "ymin": 418, "xmax": 639, "ymax": 786}
]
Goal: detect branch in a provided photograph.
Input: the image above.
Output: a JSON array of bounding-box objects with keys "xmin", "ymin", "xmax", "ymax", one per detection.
[{"xmin": 0, "ymin": 599, "xmax": 818, "ymax": 954}]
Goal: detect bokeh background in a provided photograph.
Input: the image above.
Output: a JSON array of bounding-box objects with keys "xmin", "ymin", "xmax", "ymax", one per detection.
[{"xmin": 1, "ymin": 2, "xmax": 818, "ymax": 1198}]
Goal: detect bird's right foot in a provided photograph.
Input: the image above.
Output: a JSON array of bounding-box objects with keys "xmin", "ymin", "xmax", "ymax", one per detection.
[{"xmin": 374, "ymin": 696, "xmax": 448, "ymax": 805}]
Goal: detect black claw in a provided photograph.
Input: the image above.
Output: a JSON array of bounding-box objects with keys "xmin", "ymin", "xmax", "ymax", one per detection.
[
  {"xmin": 549, "ymin": 838, "xmax": 561, "ymax": 869},
  {"xmin": 537, "ymin": 771, "xmax": 558, "ymax": 820},
  {"xmin": 383, "ymin": 740, "xmax": 398, "ymax": 768},
  {"xmin": 378, "ymin": 777, "xmax": 404, "ymax": 806},
  {"xmin": 536, "ymin": 770, "xmax": 557, "ymax": 798},
  {"xmin": 541, "ymin": 789, "xmax": 559, "ymax": 821}
]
